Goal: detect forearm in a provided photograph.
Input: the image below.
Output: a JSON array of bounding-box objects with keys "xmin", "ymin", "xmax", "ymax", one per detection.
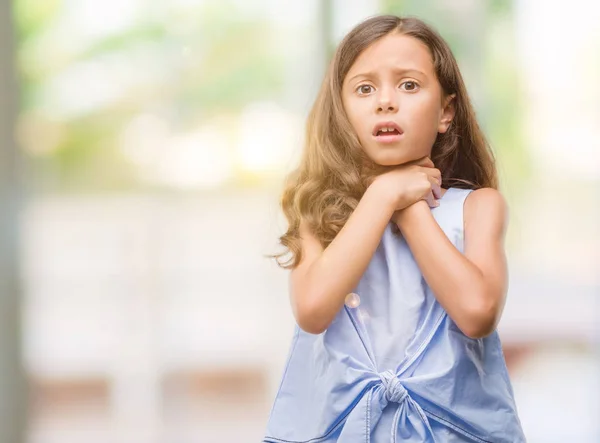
[
  {"xmin": 396, "ymin": 201, "xmax": 498, "ymax": 337},
  {"xmin": 302, "ymin": 183, "xmax": 394, "ymax": 330}
]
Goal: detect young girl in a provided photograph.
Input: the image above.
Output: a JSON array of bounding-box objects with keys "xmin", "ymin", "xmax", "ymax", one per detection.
[{"xmin": 264, "ymin": 15, "xmax": 525, "ymax": 443}]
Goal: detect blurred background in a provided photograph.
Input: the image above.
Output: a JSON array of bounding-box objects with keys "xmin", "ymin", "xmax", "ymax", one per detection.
[{"xmin": 0, "ymin": 0, "xmax": 598, "ymax": 442}]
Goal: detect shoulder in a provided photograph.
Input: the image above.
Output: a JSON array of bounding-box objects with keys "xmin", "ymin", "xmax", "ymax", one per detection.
[
  {"xmin": 465, "ymin": 187, "xmax": 508, "ymax": 212},
  {"xmin": 463, "ymin": 188, "xmax": 508, "ymax": 235}
]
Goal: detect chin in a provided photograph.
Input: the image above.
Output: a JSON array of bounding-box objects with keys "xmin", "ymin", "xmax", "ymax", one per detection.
[
  {"xmin": 369, "ymin": 146, "xmax": 432, "ymax": 167},
  {"xmin": 370, "ymin": 153, "xmax": 413, "ymax": 167},
  {"xmin": 373, "ymin": 159, "xmax": 402, "ymax": 167}
]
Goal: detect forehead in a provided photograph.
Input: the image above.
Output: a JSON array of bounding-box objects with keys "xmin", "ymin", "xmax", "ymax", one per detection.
[{"xmin": 346, "ymin": 33, "xmax": 435, "ymax": 78}]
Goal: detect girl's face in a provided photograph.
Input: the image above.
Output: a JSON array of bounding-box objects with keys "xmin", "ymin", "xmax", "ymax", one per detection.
[{"xmin": 342, "ymin": 33, "xmax": 455, "ymax": 167}]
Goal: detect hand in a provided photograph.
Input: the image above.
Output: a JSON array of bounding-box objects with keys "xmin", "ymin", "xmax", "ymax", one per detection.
[{"xmin": 370, "ymin": 157, "xmax": 442, "ymax": 213}]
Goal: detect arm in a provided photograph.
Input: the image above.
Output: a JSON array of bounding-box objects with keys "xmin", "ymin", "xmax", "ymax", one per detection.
[
  {"xmin": 394, "ymin": 188, "xmax": 509, "ymax": 338},
  {"xmin": 290, "ymin": 181, "xmax": 395, "ymax": 334},
  {"xmin": 289, "ymin": 157, "xmax": 441, "ymax": 334}
]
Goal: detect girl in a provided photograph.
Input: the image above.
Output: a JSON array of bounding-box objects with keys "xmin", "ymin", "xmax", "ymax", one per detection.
[{"xmin": 264, "ymin": 15, "xmax": 525, "ymax": 443}]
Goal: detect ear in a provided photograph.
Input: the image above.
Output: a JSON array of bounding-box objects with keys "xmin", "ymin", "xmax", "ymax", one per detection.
[{"xmin": 438, "ymin": 93, "xmax": 456, "ymax": 134}]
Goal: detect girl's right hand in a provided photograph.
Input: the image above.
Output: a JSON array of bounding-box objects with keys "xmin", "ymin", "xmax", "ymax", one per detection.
[{"xmin": 371, "ymin": 157, "xmax": 442, "ymax": 212}]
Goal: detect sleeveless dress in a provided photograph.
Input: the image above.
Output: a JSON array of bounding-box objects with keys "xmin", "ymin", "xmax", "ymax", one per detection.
[{"xmin": 263, "ymin": 187, "xmax": 526, "ymax": 443}]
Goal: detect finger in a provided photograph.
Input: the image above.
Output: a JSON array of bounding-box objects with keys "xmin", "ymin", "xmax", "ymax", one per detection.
[
  {"xmin": 425, "ymin": 175, "xmax": 440, "ymax": 198},
  {"xmin": 433, "ymin": 186, "xmax": 442, "ymax": 200},
  {"xmin": 424, "ymin": 168, "xmax": 442, "ymax": 189},
  {"xmin": 418, "ymin": 166, "xmax": 441, "ymax": 183},
  {"xmin": 424, "ymin": 191, "xmax": 438, "ymax": 208},
  {"xmin": 432, "ymin": 181, "xmax": 442, "ymax": 200},
  {"xmin": 426, "ymin": 167, "xmax": 441, "ymax": 181}
]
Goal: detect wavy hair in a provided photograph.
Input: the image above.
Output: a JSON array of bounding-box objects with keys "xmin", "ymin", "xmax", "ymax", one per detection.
[{"xmin": 272, "ymin": 15, "xmax": 497, "ymax": 269}]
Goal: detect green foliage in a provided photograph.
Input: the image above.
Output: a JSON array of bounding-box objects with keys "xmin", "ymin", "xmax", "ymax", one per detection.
[
  {"xmin": 16, "ymin": 0, "xmax": 284, "ymax": 191},
  {"xmin": 14, "ymin": 0, "xmax": 62, "ymax": 39}
]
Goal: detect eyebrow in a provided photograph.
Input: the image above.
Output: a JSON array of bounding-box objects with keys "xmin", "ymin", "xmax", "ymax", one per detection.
[{"xmin": 347, "ymin": 68, "xmax": 427, "ymax": 84}]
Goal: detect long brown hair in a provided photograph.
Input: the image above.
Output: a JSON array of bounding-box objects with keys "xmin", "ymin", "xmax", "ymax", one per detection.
[{"xmin": 272, "ymin": 15, "xmax": 497, "ymax": 269}]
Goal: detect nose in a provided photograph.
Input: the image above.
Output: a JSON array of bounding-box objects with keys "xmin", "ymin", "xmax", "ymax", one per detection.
[{"xmin": 376, "ymin": 87, "xmax": 398, "ymax": 113}]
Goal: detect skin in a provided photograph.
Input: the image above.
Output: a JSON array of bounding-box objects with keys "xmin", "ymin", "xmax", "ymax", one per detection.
[
  {"xmin": 290, "ymin": 32, "xmax": 508, "ymax": 338},
  {"xmin": 342, "ymin": 33, "xmax": 454, "ymax": 167}
]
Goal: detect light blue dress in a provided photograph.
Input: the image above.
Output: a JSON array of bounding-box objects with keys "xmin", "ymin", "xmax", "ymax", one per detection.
[{"xmin": 263, "ymin": 187, "xmax": 526, "ymax": 443}]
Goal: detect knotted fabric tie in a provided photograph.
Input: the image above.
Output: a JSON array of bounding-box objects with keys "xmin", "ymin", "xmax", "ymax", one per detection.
[{"xmin": 378, "ymin": 370, "xmax": 409, "ymax": 404}]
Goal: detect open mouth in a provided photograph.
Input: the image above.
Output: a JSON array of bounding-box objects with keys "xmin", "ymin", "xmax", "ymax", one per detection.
[
  {"xmin": 372, "ymin": 122, "xmax": 404, "ymax": 142},
  {"xmin": 372, "ymin": 122, "xmax": 404, "ymax": 143},
  {"xmin": 375, "ymin": 128, "xmax": 402, "ymax": 136}
]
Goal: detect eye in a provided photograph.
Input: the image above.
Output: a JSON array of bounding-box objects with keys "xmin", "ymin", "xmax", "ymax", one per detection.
[
  {"xmin": 400, "ymin": 81, "xmax": 419, "ymax": 92},
  {"xmin": 356, "ymin": 84, "xmax": 374, "ymax": 95}
]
